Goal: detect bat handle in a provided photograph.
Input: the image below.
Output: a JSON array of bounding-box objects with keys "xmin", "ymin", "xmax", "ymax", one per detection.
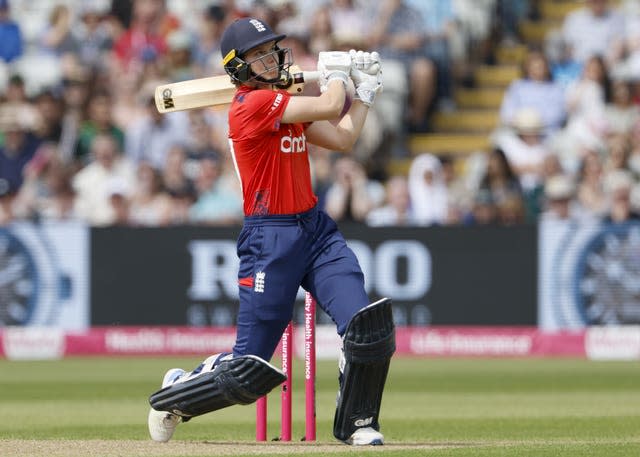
[
  {"xmin": 299, "ymin": 71, "xmax": 321, "ymax": 83},
  {"xmin": 285, "ymin": 70, "xmax": 322, "ymax": 95}
]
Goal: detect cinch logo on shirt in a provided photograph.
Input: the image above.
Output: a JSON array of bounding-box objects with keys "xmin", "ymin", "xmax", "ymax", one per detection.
[{"xmin": 280, "ymin": 130, "xmax": 306, "ymax": 154}]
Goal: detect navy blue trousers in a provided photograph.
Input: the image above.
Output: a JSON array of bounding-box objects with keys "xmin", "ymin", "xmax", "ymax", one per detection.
[{"xmin": 232, "ymin": 206, "xmax": 369, "ymax": 361}]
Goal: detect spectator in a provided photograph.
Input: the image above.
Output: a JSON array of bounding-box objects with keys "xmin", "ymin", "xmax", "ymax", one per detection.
[
  {"xmin": 603, "ymin": 169, "xmax": 640, "ymax": 222},
  {"xmin": 308, "ymin": 144, "xmax": 333, "ymax": 210},
  {"xmin": 546, "ymin": 31, "xmax": 583, "ymax": 91},
  {"xmin": 0, "ymin": 0, "xmax": 22, "ymax": 63},
  {"xmin": 308, "ymin": 2, "xmax": 332, "ymax": 56},
  {"xmin": 540, "ymin": 174, "xmax": 579, "ymax": 221},
  {"xmin": 2, "ymin": 75, "xmax": 39, "ymax": 127},
  {"xmin": 452, "ymin": 0, "xmax": 497, "ymax": 68},
  {"xmin": 494, "ymin": 108, "xmax": 551, "ymax": 194},
  {"xmin": 166, "ymin": 186, "xmax": 195, "ymax": 224},
  {"xmin": 603, "ymin": 79, "xmax": 640, "ymax": 136},
  {"xmin": 37, "ymin": 160, "xmax": 77, "ymax": 221},
  {"xmin": 111, "ymin": 0, "xmax": 174, "ymax": 73},
  {"xmin": 321, "ymin": 0, "xmax": 369, "ymax": 51},
  {"xmin": 440, "ymin": 155, "xmax": 474, "ymax": 224},
  {"xmin": 32, "ymin": 90, "xmax": 63, "ymax": 145},
  {"xmin": 165, "ymin": 28, "xmax": 195, "ymax": 82},
  {"xmin": 528, "ymin": 153, "xmax": 566, "ymax": 221},
  {"xmin": 610, "ymin": 0, "xmax": 640, "ymax": 81},
  {"xmin": 39, "ymin": 4, "xmax": 79, "ymax": 57},
  {"xmin": 406, "ymin": 0, "xmax": 458, "ymax": 108},
  {"xmin": 277, "ymin": 0, "xmax": 311, "ymax": 26},
  {"xmin": 628, "ymin": 121, "xmax": 640, "ymax": 177},
  {"xmin": 136, "ymin": 38, "xmax": 166, "ymax": 82},
  {"xmin": 499, "ymin": 49, "xmax": 566, "ymax": 136},
  {"xmin": 407, "ymin": 153, "xmax": 449, "ymax": 226},
  {"xmin": 162, "ymin": 145, "xmax": 196, "ymax": 224},
  {"xmin": 304, "ymin": 3, "xmax": 402, "ymax": 164},
  {"xmin": 495, "ymin": 190, "xmax": 526, "ymax": 226},
  {"xmin": 474, "ymin": 146, "xmax": 536, "ymax": 223},
  {"xmin": 561, "ymin": 0, "xmax": 625, "ymax": 67},
  {"xmin": 576, "ymin": 149, "xmax": 608, "ymax": 217},
  {"xmin": 3, "ymin": 73, "xmax": 26, "ymax": 103},
  {"xmin": 124, "ymin": 82, "xmax": 190, "ymax": 169},
  {"xmin": 477, "ymin": 147, "xmax": 523, "ymax": 208},
  {"xmin": 496, "ymin": 0, "xmax": 531, "ymax": 43},
  {"xmin": 278, "ymin": 31, "xmax": 316, "ymax": 75},
  {"xmin": 191, "ymin": 4, "xmax": 226, "ymax": 78},
  {"xmin": 72, "ymin": 133, "xmax": 136, "ymax": 226},
  {"xmin": 565, "ymin": 55, "xmax": 610, "ymax": 126},
  {"xmin": 75, "ymin": 90, "xmax": 125, "ymax": 165},
  {"xmin": 324, "ymin": 155, "xmax": 385, "ymax": 223},
  {"xmin": 553, "ymin": 55, "xmax": 611, "ymax": 173},
  {"xmin": 365, "ymin": 175, "xmax": 416, "ymax": 226},
  {"xmin": 463, "ymin": 189, "xmax": 497, "ymax": 226},
  {"xmin": 107, "ymin": 180, "xmax": 132, "ymax": 226},
  {"xmin": 0, "ymin": 107, "xmax": 41, "ymax": 198},
  {"xmin": 161, "ymin": 144, "xmax": 194, "ymax": 198},
  {"xmin": 128, "ymin": 161, "xmax": 173, "ymax": 226},
  {"xmin": 369, "ymin": 0, "xmax": 437, "ymax": 133},
  {"xmin": 13, "ymin": 144, "xmax": 77, "ymax": 221},
  {"xmin": 0, "ymin": 178, "xmax": 11, "ymax": 223},
  {"xmin": 188, "ymin": 154, "xmax": 243, "ymax": 225},
  {"xmin": 214, "ymin": 0, "xmax": 247, "ymax": 23},
  {"xmin": 184, "ymin": 109, "xmax": 227, "ymax": 162},
  {"xmin": 248, "ymin": 0, "xmax": 278, "ymax": 28},
  {"xmin": 602, "ymin": 134, "xmax": 632, "ymax": 199},
  {"xmin": 109, "ymin": 67, "xmax": 147, "ymax": 130},
  {"xmin": 76, "ymin": 2, "xmax": 114, "ymax": 72},
  {"xmin": 58, "ymin": 70, "xmax": 92, "ymax": 165},
  {"xmin": 110, "ymin": 0, "xmax": 134, "ymax": 33}
]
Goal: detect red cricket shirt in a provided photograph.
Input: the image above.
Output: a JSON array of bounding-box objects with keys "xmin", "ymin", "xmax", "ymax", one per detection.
[{"xmin": 228, "ymin": 86, "xmax": 318, "ymax": 216}]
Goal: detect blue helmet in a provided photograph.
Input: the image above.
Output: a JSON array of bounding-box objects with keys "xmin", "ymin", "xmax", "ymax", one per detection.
[{"xmin": 220, "ymin": 18, "xmax": 291, "ymax": 84}]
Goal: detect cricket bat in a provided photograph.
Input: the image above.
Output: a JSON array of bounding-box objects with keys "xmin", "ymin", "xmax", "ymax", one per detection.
[{"xmin": 155, "ymin": 66, "xmax": 321, "ymax": 113}]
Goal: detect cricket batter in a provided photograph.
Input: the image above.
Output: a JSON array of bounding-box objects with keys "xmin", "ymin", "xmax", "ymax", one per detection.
[{"xmin": 148, "ymin": 17, "xmax": 395, "ymax": 446}]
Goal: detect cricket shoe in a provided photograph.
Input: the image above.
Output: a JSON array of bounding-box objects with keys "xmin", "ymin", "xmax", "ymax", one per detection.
[
  {"xmin": 148, "ymin": 368, "xmax": 186, "ymax": 442},
  {"xmin": 346, "ymin": 427, "xmax": 384, "ymax": 446}
]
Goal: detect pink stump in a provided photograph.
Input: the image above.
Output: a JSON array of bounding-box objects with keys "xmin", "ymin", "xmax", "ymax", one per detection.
[
  {"xmin": 256, "ymin": 294, "xmax": 316, "ymax": 442},
  {"xmin": 280, "ymin": 322, "xmax": 293, "ymax": 441},
  {"xmin": 256, "ymin": 396, "xmax": 267, "ymax": 441},
  {"xmin": 304, "ymin": 293, "xmax": 317, "ymax": 441}
]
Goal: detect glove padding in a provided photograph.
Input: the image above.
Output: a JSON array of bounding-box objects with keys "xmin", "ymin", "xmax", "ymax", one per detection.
[
  {"xmin": 317, "ymin": 51, "xmax": 352, "ymax": 93},
  {"xmin": 348, "ymin": 50, "xmax": 383, "ymax": 107},
  {"xmin": 350, "ymin": 49, "xmax": 381, "ymax": 76}
]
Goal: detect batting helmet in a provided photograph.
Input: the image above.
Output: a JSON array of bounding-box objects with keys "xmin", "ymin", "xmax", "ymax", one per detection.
[{"xmin": 220, "ymin": 18, "xmax": 289, "ymax": 84}]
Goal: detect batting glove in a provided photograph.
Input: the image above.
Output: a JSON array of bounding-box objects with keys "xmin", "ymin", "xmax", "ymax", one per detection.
[
  {"xmin": 349, "ymin": 49, "xmax": 381, "ymax": 75},
  {"xmin": 349, "ymin": 50, "xmax": 383, "ymax": 107},
  {"xmin": 317, "ymin": 51, "xmax": 352, "ymax": 93}
]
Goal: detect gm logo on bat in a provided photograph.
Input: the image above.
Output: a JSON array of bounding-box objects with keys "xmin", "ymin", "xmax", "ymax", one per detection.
[{"xmin": 162, "ymin": 89, "xmax": 174, "ymax": 109}]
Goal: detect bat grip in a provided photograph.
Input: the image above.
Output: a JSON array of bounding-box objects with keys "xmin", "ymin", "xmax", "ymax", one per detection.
[
  {"xmin": 283, "ymin": 70, "xmax": 321, "ymax": 94},
  {"xmin": 280, "ymin": 71, "xmax": 319, "ymax": 89},
  {"xmin": 300, "ymin": 71, "xmax": 321, "ymax": 83}
]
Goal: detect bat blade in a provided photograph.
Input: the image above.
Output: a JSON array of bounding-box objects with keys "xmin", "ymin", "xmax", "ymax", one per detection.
[
  {"xmin": 154, "ymin": 67, "xmax": 320, "ymax": 114},
  {"xmin": 155, "ymin": 75, "xmax": 236, "ymax": 113}
]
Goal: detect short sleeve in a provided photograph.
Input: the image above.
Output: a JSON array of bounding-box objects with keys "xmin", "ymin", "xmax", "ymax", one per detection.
[{"xmin": 235, "ymin": 89, "xmax": 291, "ymax": 136}]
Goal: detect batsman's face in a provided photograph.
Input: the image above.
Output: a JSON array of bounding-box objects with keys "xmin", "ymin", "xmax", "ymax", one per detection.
[{"xmin": 245, "ymin": 41, "xmax": 280, "ymax": 80}]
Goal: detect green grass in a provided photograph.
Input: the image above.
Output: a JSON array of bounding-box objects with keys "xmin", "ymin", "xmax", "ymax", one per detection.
[{"xmin": 0, "ymin": 357, "xmax": 639, "ymax": 456}]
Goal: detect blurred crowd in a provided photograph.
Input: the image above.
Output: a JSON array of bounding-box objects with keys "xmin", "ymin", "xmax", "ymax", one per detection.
[
  {"xmin": 1, "ymin": 0, "xmax": 640, "ymax": 228},
  {"xmin": 489, "ymin": 0, "xmax": 640, "ymax": 227}
]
